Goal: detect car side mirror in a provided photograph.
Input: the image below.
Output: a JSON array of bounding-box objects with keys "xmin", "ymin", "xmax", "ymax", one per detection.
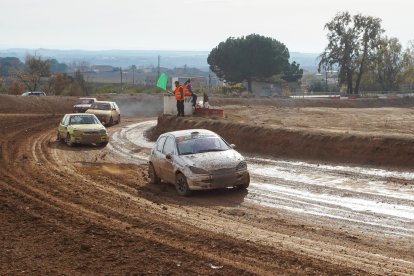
[
  {"xmin": 166, "ymin": 153, "xmax": 172, "ymax": 160},
  {"xmin": 230, "ymin": 144, "xmax": 236, "ymax": 149}
]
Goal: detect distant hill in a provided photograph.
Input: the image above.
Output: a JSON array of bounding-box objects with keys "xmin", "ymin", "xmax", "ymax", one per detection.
[{"xmin": 0, "ymin": 48, "xmax": 320, "ymax": 72}]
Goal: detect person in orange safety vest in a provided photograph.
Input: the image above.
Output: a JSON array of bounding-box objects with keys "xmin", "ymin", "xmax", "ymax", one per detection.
[
  {"xmin": 174, "ymin": 81, "xmax": 185, "ymax": 117},
  {"xmin": 183, "ymin": 79, "xmax": 197, "ymax": 107}
]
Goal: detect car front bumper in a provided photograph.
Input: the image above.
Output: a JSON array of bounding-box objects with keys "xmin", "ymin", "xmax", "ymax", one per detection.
[
  {"xmin": 72, "ymin": 133, "xmax": 108, "ymax": 144},
  {"xmin": 187, "ymin": 170, "xmax": 250, "ymax": 190}
]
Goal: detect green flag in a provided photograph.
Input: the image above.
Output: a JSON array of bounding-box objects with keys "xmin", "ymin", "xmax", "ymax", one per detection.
[{"xmin": 156, "ymin": 73, "xmax": 168, "ymax": 91}]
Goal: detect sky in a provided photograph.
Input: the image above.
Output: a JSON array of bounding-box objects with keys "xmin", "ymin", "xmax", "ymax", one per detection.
[{"xmin": 1, "ymin": 0, "xmax": 413, "ymax": 53}]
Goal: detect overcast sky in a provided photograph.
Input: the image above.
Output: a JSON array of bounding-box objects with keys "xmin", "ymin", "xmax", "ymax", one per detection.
[{"xmin": 1, "ymin": 0, "xmax": 412, "ymax": 53}]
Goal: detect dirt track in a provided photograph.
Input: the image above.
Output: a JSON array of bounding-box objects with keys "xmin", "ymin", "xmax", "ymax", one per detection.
[{"xmin": 1, "ymin": 95, "xmax": 414, "ymax": 275}]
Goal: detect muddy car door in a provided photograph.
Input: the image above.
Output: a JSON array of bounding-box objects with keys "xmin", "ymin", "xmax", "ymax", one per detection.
[
  {"xmin": 159, "ymin": 136, "xmax": 176, "ymax": 183},
  {"xmin": 58, "ymin": 115, "xmax": 70, "ymax": 137},
  {"xmin": 152, "ymin": 136, "xmax": 166, "ymax": 179}
]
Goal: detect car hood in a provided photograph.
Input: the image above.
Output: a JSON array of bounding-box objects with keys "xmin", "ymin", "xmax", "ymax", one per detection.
[
  {"xmin": 70, "ymin": 124, "xmax": 106, "ymax": 131},
  {"xmin": 179, "ymin": 150, "xmax": 244, "ymax": 171}
]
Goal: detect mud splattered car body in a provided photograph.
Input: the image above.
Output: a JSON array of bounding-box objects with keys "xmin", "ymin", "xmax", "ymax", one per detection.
[
  {"xmin": 85, "ymin": 101, "xmax": 120, "ymax": 126},
  {"xmin": 148, "ymin": 129, "xmax": 250, "ymax": 196},
  {"xmin": 57, "ymin": 113, "xmax": 109, "ymax": 147},
  {"xmin": 72, "ymin": 97, "xmax": 97, "ymax": 113}
]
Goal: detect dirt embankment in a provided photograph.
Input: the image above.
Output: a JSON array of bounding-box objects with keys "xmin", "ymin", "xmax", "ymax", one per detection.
[{"xmin": 151, "ymin": 115, "xmax": 414, "ymax": 169}]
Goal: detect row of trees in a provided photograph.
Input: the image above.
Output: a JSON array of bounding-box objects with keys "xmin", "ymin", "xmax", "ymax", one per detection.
[
  {"xmin": 0, "ymin": 55, "xmax": 86, "ymax": 95},
  {"xmin": 319, "ymin": 11, "xmax": 414, "ymax": 94},
  {"xmin": 207, "ymin": 13, "xmax": 414, "ymax": 95}
]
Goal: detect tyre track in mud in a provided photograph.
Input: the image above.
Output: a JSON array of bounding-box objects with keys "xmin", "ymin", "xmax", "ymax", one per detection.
[
  {"xmin": 107, "ymin": 120, "xmax": 414, "ymax": 275},
  {"xmin": 1, "ymin": 115, "xmax": 365, "ymax": 275}
]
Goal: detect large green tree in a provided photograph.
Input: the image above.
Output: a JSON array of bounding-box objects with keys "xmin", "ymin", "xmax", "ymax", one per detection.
[
  {"xmin": 207, "ymin": 34, "xmax": 290, "ymax": 93},
  {"xmin": 282, "ymin": 61, "xmax": 303, "ymax": 82},
  {"xmin": 319, "ymin": 12, "xmax": 383, "ymax": 94},
  {"xmin": 401, "ymin": 41, "xmax": 414, "ymax": 90},
  {"xmin": 375, "ymin": 37, "xmax": 404, "ymax": 91}
]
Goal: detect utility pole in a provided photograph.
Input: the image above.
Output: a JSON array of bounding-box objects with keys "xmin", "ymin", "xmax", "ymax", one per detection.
[
  {"xmin": 157, "ymin": 55, "xmax": 160, "ymax": 79},
  {"xmin": 132, "ymin": 65, "xmax": 135, "ymax": 85},
  {"xmin": 120, "ymin": 67, "xmax": 123, "ymax": 91}
]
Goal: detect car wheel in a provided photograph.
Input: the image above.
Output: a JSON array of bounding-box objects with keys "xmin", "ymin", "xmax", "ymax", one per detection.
[
  {"xmin": 236, "ymin": 182, "xmax": 249, "ymax": 190},
  {"xmin": 99, "ymin": 142, "xmax": 108, "ymax": 147},
  {"xmin": 236, "ymin": 176, "xmax": 250, "ymax": 190},
  {"xmin": 148, "ymin": 163, "xmax": 160, "ymax": 185},
  {"xmin": 109, "ymin": 116, "xmax": 113, "ymax": 125},
  {"xmin": 56, "ymin": 132, "xmax": 62, "ymax": 142},
  {"xmin": 175, "ymin": 173, "xmax": 191, "ymax": 196}
]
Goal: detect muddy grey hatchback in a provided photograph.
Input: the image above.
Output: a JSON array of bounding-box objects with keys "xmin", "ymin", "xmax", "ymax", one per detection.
[{"xmin": 148, "ymin": 129, "xmax": 250, "ymax": 196}]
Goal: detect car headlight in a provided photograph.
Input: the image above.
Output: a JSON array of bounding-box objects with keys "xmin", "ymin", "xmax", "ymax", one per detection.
[
  {"xmin": 100, "ymin": 129, "xmax": 107, "ymax": 135},
  {"xmin": 73, "ymin": 130, "xmax": 82, "ymax": 136},
  {"xmin": 188, "ymin": 166, "xmax": 209, "ymax": 174},
  {"xmin": 236, "ymin": 161, "xmax": 247, "ymax": 171}
]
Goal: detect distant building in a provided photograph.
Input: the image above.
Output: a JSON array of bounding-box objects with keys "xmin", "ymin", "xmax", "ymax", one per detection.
[{"xmin": 91, "ymin": 65, "xmax": 114, "ymax": 73}]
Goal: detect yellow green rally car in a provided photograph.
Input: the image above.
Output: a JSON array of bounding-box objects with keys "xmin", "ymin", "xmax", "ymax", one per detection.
[{"xmin": 57, "ymin": 113, "xmax": 109, "ymax": 147}]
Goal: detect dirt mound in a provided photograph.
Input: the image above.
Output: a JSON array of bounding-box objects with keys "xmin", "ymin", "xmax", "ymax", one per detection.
[
  {"xmin": 210, "ymin": 96, "xmax": 414, "ymax": 108},
  {"xmin": 0, "ymin": 95, "xmax": 76, "ymax": 114},
  {"xmin": 152, "ymin": 115, "xmax": 414, "ymax": 169},
  {"xmin": 0, "ymin": 94, "xmax": 164, "ymax": 117}
]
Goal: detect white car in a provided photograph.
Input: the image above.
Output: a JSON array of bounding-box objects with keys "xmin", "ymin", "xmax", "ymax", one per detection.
[
  {"xmin": 148, "ymin": 129, "xmax": 250, "ymax": 196},
  {"xmin": 21, "ymin": 91, "xmax": 46, "ymax": 96},
  {"xmin": 73, "ymin": 97, "xmax": 97, "ymax": 113}
]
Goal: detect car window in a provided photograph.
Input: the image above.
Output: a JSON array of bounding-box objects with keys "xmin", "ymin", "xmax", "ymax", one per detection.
[
  {"xmin": 156, "ymin": 136, "xmax": 166, "ymax": 152},
  {"xmin": 61, "ymin": 115, "xmax": 67, "ymax": 125},
  {"xmin": 69, "ymin": 115, "xmax": 100, "ymax": 125},
  {"xmin": 90, "ymin": 103, "xmax": 111, "ymax": 110},
  {"xmin": 63, "ymin": 115, "xmax": 70, "ymax": 125},
  {"xmin": 162, "ymin": 137, "xmax": 176, "ymax": 155},
  {"xmin": 76, "ymin": 99, "xmax": 94, "ymax": 104},
  {"xmin": 176, "ymin": 135, "xmax": 230, "ymax": 155}
]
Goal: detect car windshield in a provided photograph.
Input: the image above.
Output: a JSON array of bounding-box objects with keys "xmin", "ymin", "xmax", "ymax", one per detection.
[
  {"xmin": 176, "ymin": 134, "xmax": 230, "ymax": 155},
  {"xmin": 76, "ymin": 99, "xmax": 94, "ymax": 104},
  {"xmin": 69, "ymin": 115, "xmax": 100, "ymax": 125},
  {"xmin": 90, "ymin": 103, "xmax": 111, "ymax": 110}
]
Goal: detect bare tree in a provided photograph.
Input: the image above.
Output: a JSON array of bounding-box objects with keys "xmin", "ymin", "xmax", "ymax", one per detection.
[{"xmin": 13, "ymin": 55, "xmax": 51, "ymax": 91}]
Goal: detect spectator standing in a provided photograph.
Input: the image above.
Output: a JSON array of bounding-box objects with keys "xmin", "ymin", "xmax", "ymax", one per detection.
[{"xmin": 174, "ymin": 81, "xmax": 185, "ymax": 117}]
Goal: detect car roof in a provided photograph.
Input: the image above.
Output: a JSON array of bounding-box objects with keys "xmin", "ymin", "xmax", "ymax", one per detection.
[
  {"xmin": 164, "ymin": 129, "xmax": 217, "ymax": 138},
  {"xmin": 93, "ymin": 101, "xmax": 115, "ymax": 104},
  {"xmin": 65, "ymin": 113, "xmax": 97, "ymax": 116}
]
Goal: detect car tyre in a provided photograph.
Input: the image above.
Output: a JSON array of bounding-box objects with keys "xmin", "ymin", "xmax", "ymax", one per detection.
[
  {"xmin": 65, "ymin": 134, "xmax": 74, "ymax": 147},
  {"xmin": 236, "ymin": 176, "xmax": 250, "ymax": 190},
  {"xmin": 148, "ymin": 163, "xmax": 160, "ymax": 185},
  {"xmin": 99, "ymin": 142, "xmax": 108, "ymax": 147},
  {"xmin": 236, "ymin": 182, "xmax": 249, "ymax": 190},
  {"xmin": 109, "ymin": 116, "xmax": 113, "ymax": 126},
  {"xmin": 57, "ymin": 132, "xmax": 63, "ymax": 142},
  {"xmin": 175, "ymin": 173, "xmax": 191, "ymax": 196}
]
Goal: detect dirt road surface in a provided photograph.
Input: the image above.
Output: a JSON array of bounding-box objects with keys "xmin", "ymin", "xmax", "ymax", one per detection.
[{"xmin": 1, "ymin": 95, "xmax": 414, "ymax": 275}]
